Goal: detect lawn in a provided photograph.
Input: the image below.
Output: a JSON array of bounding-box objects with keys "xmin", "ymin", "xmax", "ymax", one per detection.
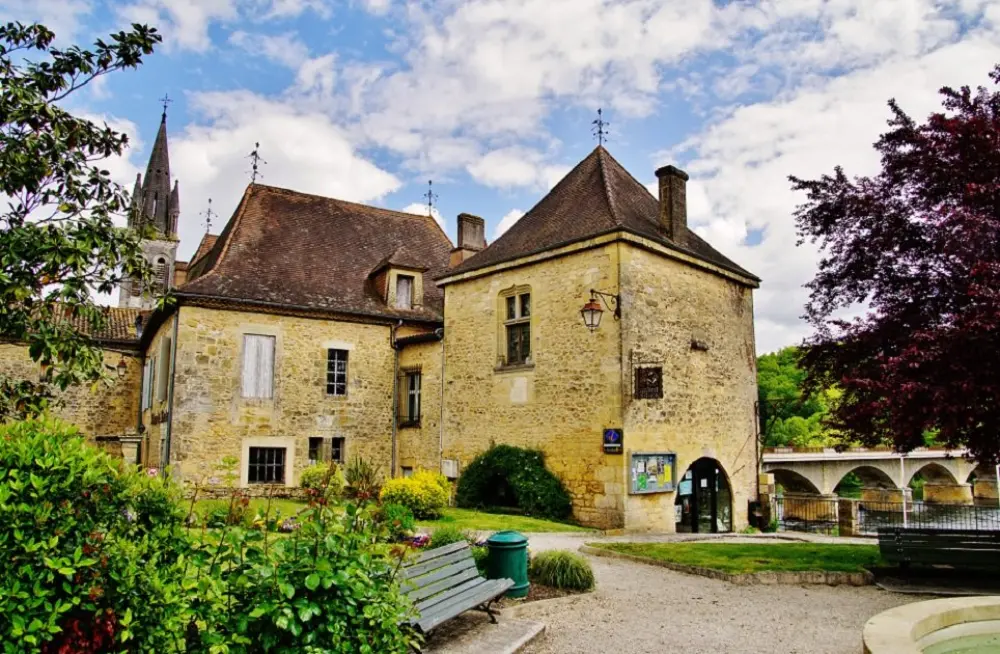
[
  {"xmin": 418, "ymin": 507, "xmax": 592, "ymax": 533},
  {"xmin": 193, "ymin": 497, "xmax": 308, "ymax": 518},
  {"xmin": 588, "ymin": 542, "xmax": 882, "ymax": 574}
]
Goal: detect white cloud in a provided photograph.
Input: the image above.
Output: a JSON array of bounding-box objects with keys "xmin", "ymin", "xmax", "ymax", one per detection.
[
  {"xmin": 117, "ymin": 0, "xmax": 238, "ymax": 53},
  {"xmin": 253, "ymin": 0, "xmax": 332, "ymax": 19},
  {"xmin": 400, "ymin": 202, "xmax": 444, "ymax": 230},
  {"xmin": 169, "ymin": 91, "xmax": 400, "ymax": 260},
  {"xmin": 0, "ymin": 0, "xmax": 92, "ymax": 40},
  {"xmin": 466, "ymin": 147, "xmax": 568, "ymax": 190},
  {"xmin": 359, "ymin": 0, "xmax": 391, "ymax": 15},
  {"xmin": 494, "ymin": 209, "xmax": 524, "ymax": 239},
  {"xmin": 674, "ymin": 31, "xmax": 1000, "ymax": 354},
  {"xmin": 230, "ymin": 30, "xmax": 310, "ymax": 69}
]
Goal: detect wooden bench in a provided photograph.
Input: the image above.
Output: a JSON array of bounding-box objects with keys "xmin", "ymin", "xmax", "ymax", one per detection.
[
  {"xmin": 877, "ymin": 527, "xmax": 1000, "ymax": 570},
  {"xmin": 401, "ymin": 541, "xmax": 514, "ymax": 637}
]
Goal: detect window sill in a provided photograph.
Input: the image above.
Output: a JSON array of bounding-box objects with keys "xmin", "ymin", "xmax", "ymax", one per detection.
[
  {"xmin": 398, "ymin": 420, "xmax": 421, "ymax": 429},
  {"xmin": 494, "ymin": 363, "xmax": 535, "ymax": 374}
]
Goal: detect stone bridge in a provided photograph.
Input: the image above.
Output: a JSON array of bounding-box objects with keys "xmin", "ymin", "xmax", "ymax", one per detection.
[{"xmin": 762, "ymin": 447, "xmax": 999, "ymax": 505}]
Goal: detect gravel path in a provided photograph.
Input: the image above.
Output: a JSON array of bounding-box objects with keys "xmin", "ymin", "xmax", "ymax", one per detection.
[
  {"xmin": 518, "ymin": 554, "xmax": 924, "ymax": 654},
  {"xmin": 509, "ymin": 532, "xmax": 924, "ymax": 654}
]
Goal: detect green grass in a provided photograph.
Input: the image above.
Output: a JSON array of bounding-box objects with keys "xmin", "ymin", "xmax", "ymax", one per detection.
[
  {"xmin": 417, "ymin": 507, "xmax": 591, "ymax": 533},
  {"xmin": 193, "ymin": 497, "xmax": 308, "ymax": 518},
  {"xmin": 588, "ymin": 542, "xmax": 882, "ymax": 574}
]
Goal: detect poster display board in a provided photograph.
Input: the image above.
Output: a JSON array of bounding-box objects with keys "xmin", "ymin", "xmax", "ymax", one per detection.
[{"xmin": 629, "ymin": 452, "xmax": 677, "ymax": 494}]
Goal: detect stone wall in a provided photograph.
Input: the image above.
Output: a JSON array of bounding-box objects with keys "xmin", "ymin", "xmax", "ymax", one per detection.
[
  {"xmin": 441, "ymin": 242, "xmax": 625, "ymax": 528},
  {"xmin": 619, "ymin": 244, "xmax": 758, "ymax": 532},
  {"xmin": 0, "ymin": 341, "xmax": 141, "ymax": 440},
  {"xmin": 153, "ymin": 305, "xmax": 398, "ymax": 488},
  {"xmin": 397, "ymin": 339, "xmax": 444, "ymax": 475}
]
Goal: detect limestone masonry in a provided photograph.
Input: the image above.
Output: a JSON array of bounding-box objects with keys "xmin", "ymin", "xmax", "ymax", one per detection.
[{"xmin": 1, "ymin": 114, "xmax": 759, "ymax": 532}]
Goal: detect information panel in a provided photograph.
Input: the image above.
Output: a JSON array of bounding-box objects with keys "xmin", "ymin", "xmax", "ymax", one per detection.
[{"xmin": 629, "ymin": 452, "xmax": 677, "ymax": 495}]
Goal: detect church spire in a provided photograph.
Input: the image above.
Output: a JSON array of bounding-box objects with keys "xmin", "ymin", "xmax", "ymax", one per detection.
[{"xmin": 138, "ymin": 111, "xmax": 175, "ymax": 237}]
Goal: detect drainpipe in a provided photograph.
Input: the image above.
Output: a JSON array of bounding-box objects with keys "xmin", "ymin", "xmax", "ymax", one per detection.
[
  {"xmin": 390, "ymin": 320, "xmax": 403, "ymax": 478},
  {"xmin": 134, "ymin": 350, "xmax": 146, "ymax": 467},
  {"xmin": 162, "ymin": 314, "xmax": 180, "ymax": 478},
  {"xmin": 436, "ymin": 327, "xmax": 445, "ymax": 473}
]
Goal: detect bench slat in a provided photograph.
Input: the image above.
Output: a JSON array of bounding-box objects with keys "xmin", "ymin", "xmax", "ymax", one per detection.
[
  {"xmin": 415, "ymin": 579, "xmax": 514, "ymax": 633},
  {"xmin": 416, "ymin": 577, "xmax": 493, "ymax": 613},
  {"xmin": 877, "ymin": 528, "xmax": 1000, "ymax": 570},
  {"xmin": 406, "ymin": 541, "xmax": 469, "ymax": 566},
  {"xmin": 407, "ymin": 565, "xmax": 482, "ymax": 603},
  {"xmin": 403, "ymin": 549, "xmax": 474, "ymax": 579},
  {"xmin": 403, "ymin": 559, "xmax": 477, "ymax": 593}
]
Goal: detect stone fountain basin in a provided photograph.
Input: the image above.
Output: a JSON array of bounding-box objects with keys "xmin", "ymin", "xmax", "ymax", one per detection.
[{"xmin": 863, "ymin": 595, "xmax": 1000, "ymax": 654}]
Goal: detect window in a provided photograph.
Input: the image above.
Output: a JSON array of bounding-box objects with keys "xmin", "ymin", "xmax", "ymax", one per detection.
[
  {"xmin": 308, "ymin": 437, "xmax": 324, "ymax": 466},
  {"xmin": 242, "ymin": 334, "xmax": 275, "ymax": 399},
  {"xmin": 634, "ymin": 366, "xmax": 663, "ymax": 399},
  {"xmin": 399, "ymin": 370, "xmax": 421, "ymax": 426},
  {"xmin": 247, "ymin": 447, "xmax": 285, "ymax": 484},
  {"xmin": 402, "ymin": 467, "xmax": 413, "ymax": 478},
  {"xmin": 326, "ymin": 349, "xmax": 348, "ymax": 396},
  {"xmin": 331, "ymin": 437, "xmax": 344, "ymax": 464},
  {"xmin": 395, "ymin": 275, "xmax": 414, "ymax": 309},
  {"xmin": 503, "ymin": 291, "xmax": 531, "ymax": 366},
  {"xmin": 142, "ymin": 359, "xmax": 153, "ymax": 409},
  {"xmin": 155, "ymin": 337, "xmax": 171, "ymax": 402},
  {"xmin": 154, "ymin": 257, "xmax": 168, "ymax": 291}
]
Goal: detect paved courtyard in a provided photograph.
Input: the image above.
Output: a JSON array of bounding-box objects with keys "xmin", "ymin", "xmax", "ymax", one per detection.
[{"xmin": 513, "ymin": 533, "xmax": 928, "ymax": 654}]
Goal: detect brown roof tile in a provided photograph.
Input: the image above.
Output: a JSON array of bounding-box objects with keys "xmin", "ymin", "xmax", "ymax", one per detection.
[
  {"xmin": 181, "ymin": 184, "xmax": 453, "ymax": 321},
  {"xmin": 57, "ymin": 306, "xmax": 147, "ymax": 345},
  {"xmin": 191, "ymin": 233, "xmax": 218, "ymax": 266},
  {"xmin": 445, "ymin": 146, "xmax": 757, "ymax": 282}
]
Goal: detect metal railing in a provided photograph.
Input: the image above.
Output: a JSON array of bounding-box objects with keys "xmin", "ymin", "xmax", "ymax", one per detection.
[{"xmin": 773, "ymin": 496, "xmax": 1000, "ymax": 536}]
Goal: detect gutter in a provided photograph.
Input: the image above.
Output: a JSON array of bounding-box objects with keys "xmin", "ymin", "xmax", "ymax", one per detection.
[
  {"xmin": 390, "ymin": 320, "xmax": 403, "ymax": 478},
  {"xmin": 437, "ymin": 327, "xmax": 445, "ymax": 474}
]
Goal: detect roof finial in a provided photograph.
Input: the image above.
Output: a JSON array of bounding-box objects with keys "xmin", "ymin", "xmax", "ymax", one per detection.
[
  {"xmin": 423, "ymin": 180, "xmax": 438, "ymax": 217},
  {"xmin": 158, "ymin": 93, "xmax": 172, "ymax": 121},
  {"xmin": 247, "ymin": 142, "xmax": 267, "ymax": 184},
  {"xmin": 592, "ymin": 107, "xmax": 609, "ymax": 146},
  {"xmin": 200, "ymin": 198, "xmax": 216, "ymax": 234}
]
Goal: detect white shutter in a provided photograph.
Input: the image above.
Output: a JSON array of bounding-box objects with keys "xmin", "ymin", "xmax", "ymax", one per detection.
[
  {"xmin": 142, "ymin": 360, "xmax": 151, "ymax": 409},
  {"xmin": 242, "ymin": 334, "xmax": 274, "ymax": 399}
]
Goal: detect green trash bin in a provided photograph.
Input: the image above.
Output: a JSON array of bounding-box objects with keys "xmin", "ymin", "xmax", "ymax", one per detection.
[{"xmin": 486, "ymin": 530, "xmax": 529, "ymax": 598}]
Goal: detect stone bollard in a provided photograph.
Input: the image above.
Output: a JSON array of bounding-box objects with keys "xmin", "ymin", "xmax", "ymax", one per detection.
[{"xmin": 838, "ymin": 498, "xmax": 859, "ymax": 537}]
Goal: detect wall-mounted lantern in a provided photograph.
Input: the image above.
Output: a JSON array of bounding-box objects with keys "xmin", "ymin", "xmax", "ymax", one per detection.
[
  {"xmin": 580, "ymin": 289, "xmax": 620, "ymax": 332},
  {"xmin": 116, "ymin": 355, "xmax": 129, "ymax": 379}
]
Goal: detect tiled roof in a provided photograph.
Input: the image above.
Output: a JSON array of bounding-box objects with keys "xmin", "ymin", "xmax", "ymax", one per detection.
[
  {"xmin": 445, "ymin": 146, "xmax": 757, "ymax": 281},
  {"xmin": 191, "ymin": 233, "xmax": 218, "ymax": 265},
  {"xmin": 182, "ymin": 184, "xmax": 453, "ymax": 322},
  {"xmin": 57, "ymin": 306, "xmax": 147, "ymax": 345}
]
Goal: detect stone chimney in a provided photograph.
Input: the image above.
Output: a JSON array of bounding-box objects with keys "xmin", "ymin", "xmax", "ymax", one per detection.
[
  {"xmin": 450, "ymin": 213, "xmax": 486, "ymax": 267},
  {"xmin": 655, "ymin": 164, "xmax": 688, "ymax": 240}
]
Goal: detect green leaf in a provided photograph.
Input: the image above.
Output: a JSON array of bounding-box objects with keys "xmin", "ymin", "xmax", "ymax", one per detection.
[{"xmin": 304, "ymin": 573, "xmax": 320, "ymax": 591}]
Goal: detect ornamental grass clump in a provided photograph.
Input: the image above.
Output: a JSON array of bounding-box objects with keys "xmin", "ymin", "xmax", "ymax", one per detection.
[{"xmin": 529, "ymin": 550, "xmax": 595, "ymax": 592}]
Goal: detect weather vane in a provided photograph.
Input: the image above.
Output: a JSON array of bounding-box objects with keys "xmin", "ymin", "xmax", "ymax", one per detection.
[
  {"xmin": 200, "ymin": 198, "xmax": 216, "ymax": 233},
  {"xmin": 159, "ymin": 93, "xmax": 172, "ymax": 120},
  {"xmin": 247, "ymin": 142, "xmax": 267, "ymax": 184},
  {"xmin": 423, "ymin": 180, "xmax": 438, "ymax": 217},
  {"xmin": 592, "ymin": 108, "xmax": 609, "ymax": 146}
]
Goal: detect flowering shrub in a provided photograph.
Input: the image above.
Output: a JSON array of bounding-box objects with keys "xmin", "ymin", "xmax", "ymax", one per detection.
[
  {"xmin": 0, "ymin": 418, "xmax": 189, "ymax": 652},
  {"xmin": 378, "ymin": 502, "xmax": 416, "ymax": 541},
  {"xmin": 380, "ymin": 470, "xmax": 450, "ymax": 519},
  {"xmin": 300, "ymin": 461, "xmax": 345, "ymax": 499}
]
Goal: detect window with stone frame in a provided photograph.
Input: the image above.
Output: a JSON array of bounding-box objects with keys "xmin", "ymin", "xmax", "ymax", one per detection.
[
  {"xmin": 634, "ymin": 366, "xmax": 663, "ymax": 399},
  {"xmin": 308, "ymin": 437, "xmax": 324, "ymax": 466},
  {"xmin": 326, "ymin": 349, "xmax": 348, "ymax": 396},
  {"xmin": 502, "ymin": 290, "xmax": 531, "ymax": 366},
  {"xmin": 247, "ymin": 446, "xmax": 285, "ymax": 484},
  {"xmin": 331, "ymin": 437, "xmax": 345, "ymax": 464},
  {"xmin": 398, "ymin": 368, "xmax": 421, "ymax": 426}
]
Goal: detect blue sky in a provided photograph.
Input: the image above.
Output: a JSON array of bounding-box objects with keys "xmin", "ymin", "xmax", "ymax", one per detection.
[{"xmin": 3, "ymin": 0, "xmax": 1000, "ymax": 353}]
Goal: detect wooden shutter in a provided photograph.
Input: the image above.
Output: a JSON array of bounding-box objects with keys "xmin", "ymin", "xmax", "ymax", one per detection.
[
  {"xmin": 156, "ymin": 337, "xmax": 171, "ymax": 401},
  {"xmin": 396, "ymin": 276, "xmax": 413, "ymax": 309},
  {"xmin": 242, "ymin": 335, "xmax": 274, "ymax": 399}
]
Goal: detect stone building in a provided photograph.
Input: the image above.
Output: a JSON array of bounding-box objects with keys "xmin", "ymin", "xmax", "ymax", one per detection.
[{"xmin": 1, "ymin": 113, "xmax": 759, "ymax": 531}]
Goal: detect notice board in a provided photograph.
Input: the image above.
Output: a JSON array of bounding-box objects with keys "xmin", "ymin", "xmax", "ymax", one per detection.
[{"xmin": 629, "ymin": 452, "xmax": 677, "ymax": 494}]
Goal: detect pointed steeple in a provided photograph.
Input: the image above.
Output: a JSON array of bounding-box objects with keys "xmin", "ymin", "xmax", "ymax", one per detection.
[
  {"xmin": 138, "ymin": 112, "xmax": 175, "ymax": 237},
  {"xmin": 128, "ymin": 173, "xmax": 143, "ymax": 229},
  {"xmin": 169, "ymin": 180, "xmax": 180, "ymax": 237}
]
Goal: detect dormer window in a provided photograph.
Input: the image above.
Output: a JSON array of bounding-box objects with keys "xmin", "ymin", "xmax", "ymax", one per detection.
[{"xmin": 396, "ymin": 275, "xmax": 414, "ymax": 309}]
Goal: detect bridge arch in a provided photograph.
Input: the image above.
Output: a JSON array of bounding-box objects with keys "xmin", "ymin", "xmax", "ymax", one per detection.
[
  {"xmin": 770, "ymin": 468, "xmax": 822, "ymax": 495},
  {"xmin": 908, "ymin": 462, "xmax": 959, "ymax": 486},
  {"xmin": 838, "ymin": 465, "xmax": 897, "ymax": 491},
  {"xmin": 967, "ymin": 464, "xmax": 992, "ymax": 484}
]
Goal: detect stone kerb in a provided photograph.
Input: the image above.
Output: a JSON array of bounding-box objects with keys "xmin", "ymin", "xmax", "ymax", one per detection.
[
  {"xmin": 579, "ymin": 545, "xmax": 873, "ymax": 587},
  {"xmin": 863, "ymin": 596, "xmax": 1000, "ymax": 654}
]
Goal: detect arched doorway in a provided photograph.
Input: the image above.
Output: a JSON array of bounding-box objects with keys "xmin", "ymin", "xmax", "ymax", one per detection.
[{"xmin": 675, "ymin": 458, "xmax": 732, "ymax": 533}]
